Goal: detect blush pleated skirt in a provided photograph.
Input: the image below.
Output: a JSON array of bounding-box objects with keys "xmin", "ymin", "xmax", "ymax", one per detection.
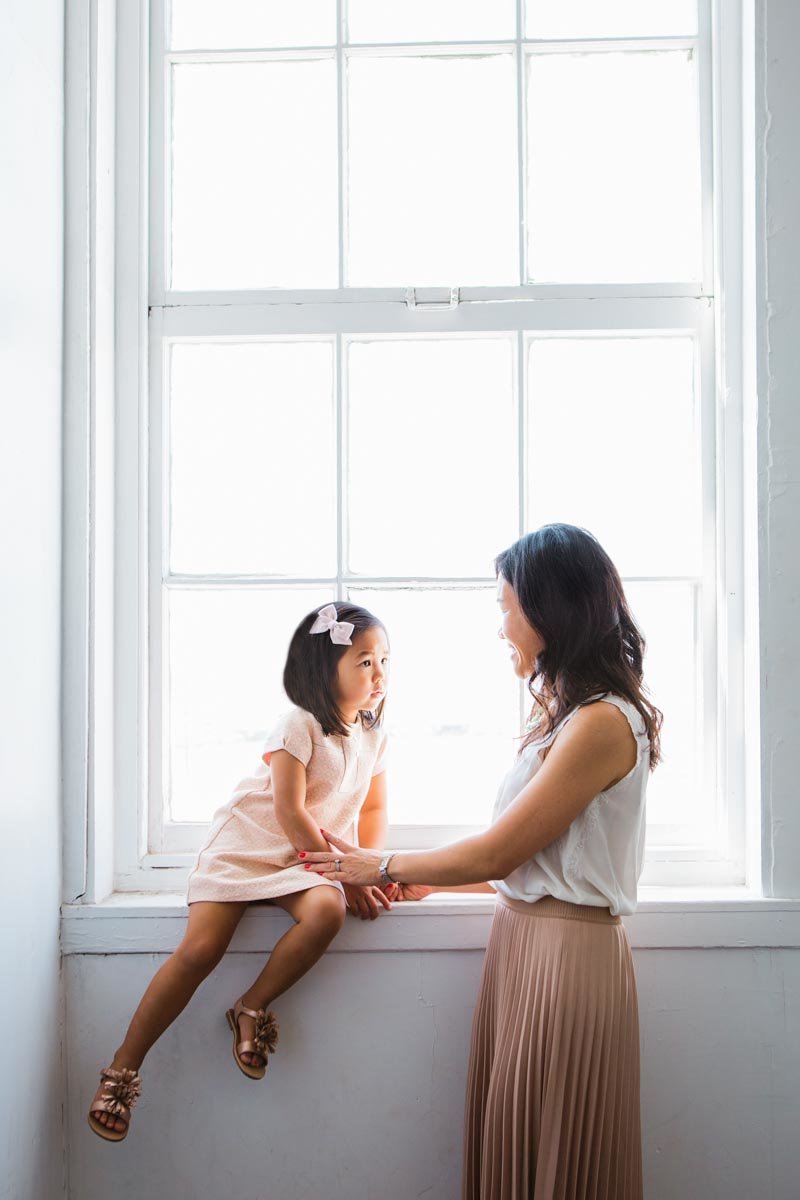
[{"xmin": 462, "ymin": 892, "xmax": 643, "ymax": 1200}]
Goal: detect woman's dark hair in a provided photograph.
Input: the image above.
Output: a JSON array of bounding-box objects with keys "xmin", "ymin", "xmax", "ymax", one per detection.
[
  {"xmin": 495, "ymin": 524, "xmax": 662, "ymax": 768},
  {"xmin": 283, "ymin": 602, "xmax": 387, "ymax": 737}
]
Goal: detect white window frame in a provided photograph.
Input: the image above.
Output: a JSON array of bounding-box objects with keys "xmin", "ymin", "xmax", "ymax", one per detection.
[{"xmin": 63, "ymin": 0, "xmax": 759, "ymax": 899}]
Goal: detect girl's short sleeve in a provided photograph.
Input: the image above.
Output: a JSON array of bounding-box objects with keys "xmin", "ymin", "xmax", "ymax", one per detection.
[
  {"xmin": 261, "ymin": 708, "xmax": 315, "ymax": 768},
  {"xmin": 371, "ymin": 730, "xmax": 388, "ymax": 777}
]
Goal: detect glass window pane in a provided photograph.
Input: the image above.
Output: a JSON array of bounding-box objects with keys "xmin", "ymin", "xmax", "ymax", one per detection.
[
  {"xmin": 347, "ymin": 0, "xmax": 515, "ymax": 44},
  {"xmin": 171, "ymin": 60, "xmax": 337, "ymax": 289},
  {"xmin": 347, "ymin": 54, "xmax": 518, "ymax": 286},
  {"xmin": 169, "ymin": 342, "xmax": 336, "ymax": 575},
  {"xmin": 167, "ymin": 588, "xmax": 333, "ymax": 822},
  {"xmin": 171, "ymin": 0, "xmax": 335, "ymax": 49},
  {"xmin": 526, "ymin": 50, "xmax": 702, "ymax": 282},
  {"xmin": 526, "ymin": 337, "xmax": 701, "ymax": 578},
  {"xmin": 625, "ymin": 581, "xmax": 702, "ymax": 832},
  {"xmin": 351, "ymin": 589, "xmax": 520, "ymax": 825},
  {"xmin": 525, "ymin": 0, "xmax": 697, "ymax": 40},
  {"xmin": 347, "ymin": 338, "xmax": 518, "ymax": 575}
]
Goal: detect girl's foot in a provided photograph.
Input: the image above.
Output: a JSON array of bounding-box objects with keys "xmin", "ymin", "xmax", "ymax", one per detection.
[
  {"xmin": 226, "ymin": 998, "xmax": 279, "ymax": 1080},
  {"xmin": 234, "ymin": 1009, "xmax": 262, "ymax": 1069},
  {"xmin": 87, "ymin": 1064, "xmax": 142, "ymax": 1141}
]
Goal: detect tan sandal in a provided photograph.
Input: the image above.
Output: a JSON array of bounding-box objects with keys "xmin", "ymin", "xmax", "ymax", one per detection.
[
  {"xmin": 87, "ymin": 1066, "xmax": 142, "ymax": 1141},
  {"xmin": 225, "ymin": 998, "xmax": 279, "ymax": 1081}
]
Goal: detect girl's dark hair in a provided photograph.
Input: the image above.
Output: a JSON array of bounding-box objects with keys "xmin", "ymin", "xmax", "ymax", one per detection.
[
  {"xmin": 283, "ymin": 602, "xmax": 387, "ymax": 737},
  {"xmin": 495, "ymin": 524, "xmax": 663, "ymax": 769}
]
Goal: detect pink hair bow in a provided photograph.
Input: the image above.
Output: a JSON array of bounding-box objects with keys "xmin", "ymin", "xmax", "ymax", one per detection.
[{"xmin": 309, "ymin": 604, "xmax": 354, "ymax": 646}]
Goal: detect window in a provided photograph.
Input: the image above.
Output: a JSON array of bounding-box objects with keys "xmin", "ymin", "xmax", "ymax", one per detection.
[{"xmin": 113, "ymin": 0, "xmax": 746, "ymax": 890}]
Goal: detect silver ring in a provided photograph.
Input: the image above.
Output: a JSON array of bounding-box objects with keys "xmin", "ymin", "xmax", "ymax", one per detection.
[{"xmin": 335, "ymin": 858, "xmax": 342, "ymax": 873}]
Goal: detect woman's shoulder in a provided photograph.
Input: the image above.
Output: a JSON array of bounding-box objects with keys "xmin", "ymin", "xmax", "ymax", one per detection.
[{"xmin": 581, "ymin": 693, "xmax": 647, "ymax": 738}]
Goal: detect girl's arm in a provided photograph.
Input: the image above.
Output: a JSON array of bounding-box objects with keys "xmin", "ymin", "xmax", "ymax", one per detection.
[
  {"xmin": 357, "ymin": 772, "xmax": 388, "ymax": 849},
  {"xmin": 270, "ymin": 749, "xmax": 332, "ymax": 854}
]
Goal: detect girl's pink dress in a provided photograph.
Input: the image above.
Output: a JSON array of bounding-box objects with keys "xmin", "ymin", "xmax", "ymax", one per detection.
[{"xmin": 186, "ymin": 706, "xmax": 387, "ymax": 904}]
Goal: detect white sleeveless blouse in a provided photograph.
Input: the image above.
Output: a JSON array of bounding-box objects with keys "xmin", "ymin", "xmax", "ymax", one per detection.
[{"xmin": 489, "ymin": 693, "xmax": 651, "ymax": 916}]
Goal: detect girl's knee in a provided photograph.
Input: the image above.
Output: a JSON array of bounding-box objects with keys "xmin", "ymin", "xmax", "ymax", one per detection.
[
  {"xmin": 174, "ymin": 933, "xmax": 227, "ymax": 977},
  {"xmin": 301, "ymin": 886, "xmax": 347, "ymax": 933}
]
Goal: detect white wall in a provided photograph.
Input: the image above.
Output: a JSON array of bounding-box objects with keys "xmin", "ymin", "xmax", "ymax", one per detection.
[
  {"xmin": 64, "ymin": 939, "xmax": 800, "ymax": 1200},
  {"xmin": 756, "ymin": 0, "xmax": 800, "ymax": 896},
  {"xmin": 61, "ymin": 1, "xmax": 800, "ymax": 1198},
  {"xmin": 0, "ymin": 2, "xmax": 65, "ymax": 1199}
]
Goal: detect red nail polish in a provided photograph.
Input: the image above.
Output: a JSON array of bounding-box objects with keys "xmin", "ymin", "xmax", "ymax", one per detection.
[
  {"xmin": 298, "ymin": 852, "xmax": 306, "ymax": 858},
  {"xmin": 304, "ymin": 864, "xmax": 310, "ymax": 869}
]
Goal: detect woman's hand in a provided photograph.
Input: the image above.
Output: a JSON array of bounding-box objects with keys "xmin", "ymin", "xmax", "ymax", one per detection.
[
  {"xmin": 343, "ymin": 882, "xmax": 394, "ymax": 920},
  {"xmin": 296, "ymin": 830, "xmax": 384, "ymax": 886}
]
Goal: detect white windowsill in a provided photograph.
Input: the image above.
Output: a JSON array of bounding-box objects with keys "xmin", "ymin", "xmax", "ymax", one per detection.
[{"xmin": 60, "ymin": 888, "xmax": 800, "ymax": 954}]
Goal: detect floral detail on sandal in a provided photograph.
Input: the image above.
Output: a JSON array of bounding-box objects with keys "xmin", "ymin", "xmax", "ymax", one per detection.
[
  {"xmin": 99, "ymin": 1066, "xmax": 142, "ymax": 1116},
  {"xmin": 253, "ymin": 1010, "xmax": 279, "ymax": 1059}
]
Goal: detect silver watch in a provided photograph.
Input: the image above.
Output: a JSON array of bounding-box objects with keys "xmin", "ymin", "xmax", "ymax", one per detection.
[{"xmin": 378, "ymin": 852, "xmax": 397, "ymax": 886}]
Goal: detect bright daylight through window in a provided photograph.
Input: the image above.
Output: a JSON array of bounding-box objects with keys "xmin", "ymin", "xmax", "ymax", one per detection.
[{"xmin": 128, "ymin": 0, "xmax": 741, "ymax": 889}]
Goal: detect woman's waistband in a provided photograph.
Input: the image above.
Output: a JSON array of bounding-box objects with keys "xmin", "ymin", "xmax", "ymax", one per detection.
[{"xmin": 496, "ymin": 890, "xmax": 621, "ymax": 925}]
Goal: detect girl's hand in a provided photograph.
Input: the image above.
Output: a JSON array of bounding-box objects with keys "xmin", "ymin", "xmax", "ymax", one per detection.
[
  {"xmin": 343, "ymin": 882, "xmax": 393, "ymax": 921},
  {"xmin": 297, "ymin": 830, "xmax": 383, "ymax": 886},
  {"xmin": 394, "ymin": 883, "xmax": 434, "ymax": 903}
]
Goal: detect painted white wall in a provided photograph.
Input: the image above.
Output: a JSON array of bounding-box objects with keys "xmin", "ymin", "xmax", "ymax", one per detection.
[
  {"xmin": 0, "ymin": 2, "xmax": 65, "ymax": 1199},
  {"xmin": 756, "ymin": 0, "xmax": 800, "ymax": 896},
  {"xmin": 61, "ymin": 1, "xmax": 800, "ymax": 1198},
  {"xmin": 65, "ymin": 940, "xmax": 800, "ymax": 1200}
]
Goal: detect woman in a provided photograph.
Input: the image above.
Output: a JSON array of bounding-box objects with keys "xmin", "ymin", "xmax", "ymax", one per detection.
[{"xmin": 299, "ymin": 525, "xmax": 661, "ymax": 1200}]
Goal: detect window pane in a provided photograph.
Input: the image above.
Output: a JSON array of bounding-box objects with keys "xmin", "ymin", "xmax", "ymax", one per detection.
[
  {"xmin": 169, "ymin": 342, "xmax": 336, "ymax": 575},
  {"xmin": 526, "ymin": 336, "xmax": 701, "ymax": 578},
  {"xmin": 351, "ymin": 588, "xmax": 520, "ymax": 825},
  {"xmin": 526, "ymin": 50, "xmax": 702, "ymax": 281},
  {"xmin": 626, "ymin": 581, "xmax": 702, "ymax": 833},
  {"xmin": 347, "ymin": 338, "xmax": 518, "ymax": 576},
  {"xmin": 167, "ymin": 588, "xmax": 333, "ymax": 822},
  {"xmin": 347, "ymin": 54, "xmax": 518, "ymax": 285},
  {"xmin": 347, "ymin": 0, "xmax": 515, "ymax": 43},
  {"xmin": 171, "ymin": 60, "xmax": 337, "ymax": 289},
  {"xmin": 525, "ymin": 0, "xmax": 697, "ymax": 39},
  {"xmin": 171, "ymin": 0, "xmax": 335, "ymax": 49}
]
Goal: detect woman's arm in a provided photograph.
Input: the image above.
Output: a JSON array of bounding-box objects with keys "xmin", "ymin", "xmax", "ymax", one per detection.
[
  {"xmin": 357, "ymin": 772, "xmax": 388, "ymax": 849},
  {"xmin": 429, "ymin": 883, "xmax": 497, "ymax": 894},
  {"xmin": 382, "ymin": 704, "xmax": 636, "ymax": 886}
]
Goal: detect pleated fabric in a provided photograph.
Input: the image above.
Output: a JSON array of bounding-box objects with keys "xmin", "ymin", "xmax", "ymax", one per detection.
[{"xmin": 463, "ymin": 893, "xmax": 643, "ymax": 1200}]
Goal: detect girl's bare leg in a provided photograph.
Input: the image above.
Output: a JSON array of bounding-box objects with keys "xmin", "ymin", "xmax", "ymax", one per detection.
[
  {"xmin": 234, "ymin": 885, "xmax": 346, "ymax": 1067},
  {"xmin": 90, "ymin": 900, "xmax": 247, "ymax": 1132}
]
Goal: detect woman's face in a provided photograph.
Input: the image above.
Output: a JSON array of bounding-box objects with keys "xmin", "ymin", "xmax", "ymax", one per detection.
[{"xmin": 496, "ymin": 576, "xmax": 545, "ymax": 679}]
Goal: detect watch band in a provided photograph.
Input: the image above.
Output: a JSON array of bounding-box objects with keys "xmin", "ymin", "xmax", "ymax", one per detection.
[{"xmin": 378, "ymin": 852, "xmax": 396, "ymax": 886}]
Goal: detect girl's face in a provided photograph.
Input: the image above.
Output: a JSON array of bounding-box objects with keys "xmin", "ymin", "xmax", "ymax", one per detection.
[
  {"xmin": 496, "ymin": 575, "xmax": 545, "ymax": 679},
  {"xmin": 335, "ymin": 627, "xmax": 390, "ymax": 722}
]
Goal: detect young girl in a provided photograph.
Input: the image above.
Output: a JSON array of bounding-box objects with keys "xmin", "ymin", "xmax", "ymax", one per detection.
[{"xmin": 88, "ymin": 601, "xmax": 395, "ymax": 1142}]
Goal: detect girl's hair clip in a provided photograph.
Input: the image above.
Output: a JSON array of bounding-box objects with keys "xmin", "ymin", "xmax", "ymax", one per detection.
[{"xmin": 309, "ymin": 604, "xmax": 355, "ymax": 646}]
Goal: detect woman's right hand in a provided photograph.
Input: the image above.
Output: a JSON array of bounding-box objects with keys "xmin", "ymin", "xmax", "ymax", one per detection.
[{"xmin": 394, "ymin": 883, "xmax": 435, "ymax": 902}]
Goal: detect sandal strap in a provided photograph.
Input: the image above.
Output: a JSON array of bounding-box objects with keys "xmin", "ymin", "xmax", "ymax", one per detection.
[
  {"xmin": 235, "ymin": 1039, "xmax": 265, "ymax": 1061},
  {"xmin": 93, "ymin": 1095, "xmax": 130, "ymax": 1121},
  {"xmin": 94, "ymin": 1065, "xmax": 142, "ymax": 1118},
  {"xmin": 234, "ymin": 998, "xmax": 262, "ymax": 1021}
]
